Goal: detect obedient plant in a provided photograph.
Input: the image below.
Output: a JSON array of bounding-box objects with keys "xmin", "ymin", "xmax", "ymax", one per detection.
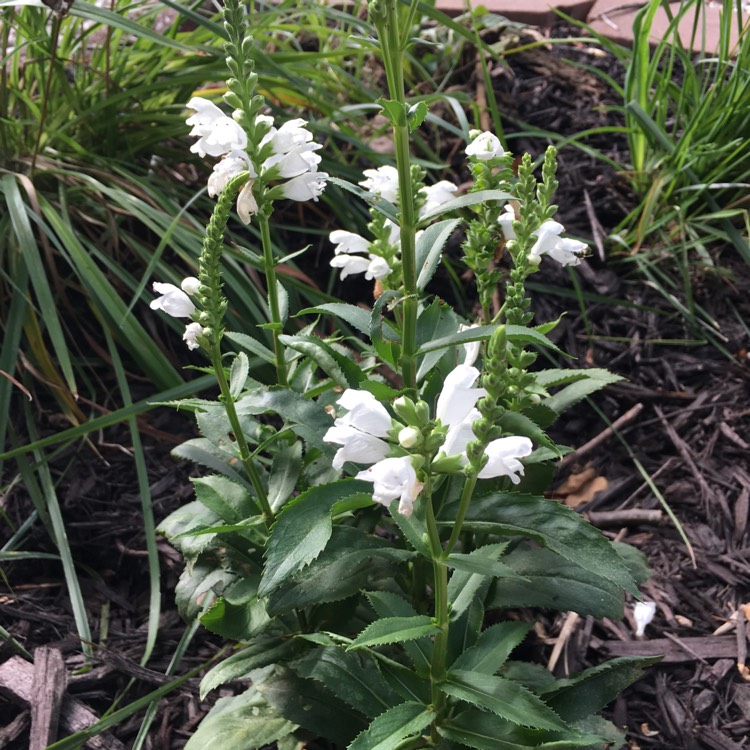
[{"xmin": 153, "ymin": 1, "xmax": 656, "ymax": 747}]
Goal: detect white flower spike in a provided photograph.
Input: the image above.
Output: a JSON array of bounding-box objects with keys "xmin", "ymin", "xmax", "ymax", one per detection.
[
  {"xmin": 356, "ymin": 456, "xmax": 424, "ymax": 517},
  {"xmin": 465, "ymin": 131, "xmax": 505, "ymax": 161},
  {"xmin": 150, "ymin": 282, "xmax": 196, "ymax": 318}
]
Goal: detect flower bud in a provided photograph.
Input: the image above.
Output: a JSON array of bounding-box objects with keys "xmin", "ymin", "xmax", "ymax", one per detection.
[
  {"xmin": 181, "ymin": 277, "xmax": 201, "ymax": 296},
  {"xmin": 393, "ymin": 396, "xmax": 418, "ymax": 424},
  {"xmin": 398, "ymin": 426, "xmax": 421, "ymax": 449}
]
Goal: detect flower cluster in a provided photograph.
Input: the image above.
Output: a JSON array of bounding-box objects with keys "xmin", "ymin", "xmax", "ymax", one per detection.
[
  {"xmin": 498, "ymin": 213, "xmax": 587, "ymax": 267},
  {"xmin": 149, "ymin": 277, "xmax": 205, "ymax": 350},
  {"xmin": 186, "ymin": 97, "xmax": 328, "ymax": 222},
  {"xmin": 323, "ymin": 340, "xmax": 532, "ymax": 516}
]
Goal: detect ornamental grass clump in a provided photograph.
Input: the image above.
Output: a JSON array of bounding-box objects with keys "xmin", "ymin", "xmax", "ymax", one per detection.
[{"xmin": 153, "ymin": 1, "xmax": 656, "ymax": 747}]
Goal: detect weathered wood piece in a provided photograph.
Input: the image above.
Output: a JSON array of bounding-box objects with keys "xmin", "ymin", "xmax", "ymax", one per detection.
[
  {"xmin": 0, "ymin": 710, "xmax": 30, "ymax": 748},
  {"xmin": 0, "ymin": 656, "xmax": 125, "ymax": 750},
  {"xmin": 30, "ymin": 646, "xmax": 67, "ymax": 750},
  {"xmin": 600, "ymin": 635, "xmax": 738, "ymax": 663}
]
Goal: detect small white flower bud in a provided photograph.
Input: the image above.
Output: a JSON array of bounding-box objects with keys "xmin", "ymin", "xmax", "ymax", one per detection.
[
  {"xmin": 181, "ymin": 277, "xmax": 201, "ymax": 295},
  {"xmin": 633, "ymin": 601, "xmax": 657, "ymax": 637},
  {"xmin": 398, "ymin": 427, "xmax": 421, "ymax": 449}
]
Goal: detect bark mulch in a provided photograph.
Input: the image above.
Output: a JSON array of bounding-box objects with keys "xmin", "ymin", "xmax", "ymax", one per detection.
[{"xmin": 2, "ymin": 21, "xmax": 749, "ymax": 750}]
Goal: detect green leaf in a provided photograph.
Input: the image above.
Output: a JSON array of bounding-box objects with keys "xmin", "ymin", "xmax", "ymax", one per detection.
[
  {"xmin": 200, "ymin": 577, "xmax": 270, "ymax": 641},
  {"xmin": 229, "ymin": 352, "xmax": 250, "ymax": 398},
  {"xmin": 419, "ymin": 189, "xmax": 513, "ymax": 223},
  {"xmin": 235, "ymin": 386, "xmax": 334, "ymax": 451},
  {"xmin": 348, "ymin": 702, "xmax": 436, "ymax": 750},
  {"xmin": 443, "ymin": 670, "xmax": 568, "ymax": 731},
  {"xmin": 542, "ymin": 656, "xmax": 662, "ymax": 722},
  {"xmin": 268, "ymin": 440, "xmax": 303, "ymax": 512},
  {"xmin": 349, "ymin": 616, "xmax": 440, "ymax": 650},
  {"xmin": 370, "ymin": 290, "xmax": 402, "ymax": 366},
  {"xmin": 415, "ymin": 218, "xmax": 461, "ymax": 290},
  {"xmin": 446, "ymin": 553, "xmax": 526, "ymax": 581},
  {"xmin": 488, "ymin": 545, "xmax": 626, "ymax": 619},
  {"xmin": 448, "ymin": 543, "xmax": 510, "ymax": 619},
  {"xmin": 157, "ymin": 501, "xmax": 220, "ymax": 558},
  {"xmin": 498, "ymin": 411, "xmax": 558, "ymax": 453},
  {"xmin": 256, "ymin": 667, "xmax": 365, "ymax": 747},
  {"xmin": 408, "ymin": 101, "xmax": 429, "ymax": 131},
  {"xmin": 224, "ymin": 331, "xmax": 277, "ymax": 365},
  {"xmin": 266, "ymin": 526, "xmax": 412, "ymax": 615},
  {"xmin": 456, "ymin": 493, "xmax": 639, "ymax": 596},
  {"xmin": 415, "ymin": 299, "xmax": 462, "ymax": 381},
  {"xmin": 451, "ymin": 622, "xmax": 532, "ymax": 674},
  {"xmin": 279, "ymin": 333, "xmax": 364, "ymax": 389},
  {"xmin": 192, "ymin": 475, "xmax": 255, "ymax": 526},
  {"xmin": 366, "ymin": 591, "xmax": 433, "ymax": 675},
  {"xmin": 327, "ymin": 177, "xmax": 399, "ymax": 223},
  {"xmin": 417, "ymin": 324, "xmax": 562, "ymax": 356},
  {"xmin": 292, "ymin": 646, "xmax": 402, "ymax": 718},
  {"xmin": 298, "ymin": 303, "xmax": 400, "ymax": 342},
  {"xmin": 543, "ymin": 369, "xmax": 623, "ymax": 415},
  {"xmin": 175, "ymin": 562, "xmax": 236, "ymax": 622},
  {"xmin": 185, "ymin": 685, "xmax": 296, "ymax": 750},
  {"xmin": 200, "ymin": 639, "xmax": 295, "ymax": 700},
  {"xmin": 439, "ymin": 709, "xmax": 603, "ymax": 750},
  {"xmin": 378, "ymin": 97, "xmax": 408, "ymax": 126},
  {"xmin": 260, "ymin": 479, "xmax": 372, "ymax": 596}
]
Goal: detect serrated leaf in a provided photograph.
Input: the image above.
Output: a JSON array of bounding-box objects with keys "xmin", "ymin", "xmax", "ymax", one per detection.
[
  {"xmin": 446, "ymin": 594, "xmax": 484, "ymax": 672},
  {"xmin": 448, "ymin": 543, "xmax": 510, "ymax": 619},
  {"xmin": 348, "ymin": 702, "xmax": 436, "ymax": 750},
  {"xmin": 543, "ymin": 369, "xmax": 623, "ymax": 415},
  {"xmin": 327, "ymin": 176, "xmax": 399, "ymax": 223},
  {"xmin": 415, "ymin": 218, "xmax": 461, "ymax": 290},
  {"xmin": 417, "ymin": 324, "xmax": 562, "ymax": 356},
  {"xmin": 298, "ymin": 303, "xmax": 400, "ymax": 342},
  {"xmin": 349, "ymin": 616, "xmax": 440, "ymax": 650},
  {"xmin": 542, "ymin": 656, "xmax": 662, "ymax": 722},
  {"xmin": 498, "ymin": 410, "xmax": 558, "ymax": 453},
  {"xmin": 378, "ymin": 97, "xmax": 408, "ymax": 126},
  {"xmin": 292, "ymin": 646, "xmax": 402, "ymax": 718},
  {"xmin": 172, "ymin": 438, "xmax": 254, "ymax": 493},
  {"xmin": 268, "ymin": 440, "xmax": 303, "ymax": 512},
  {"xmin": 185, "ymin": 686, "xmax": 296, "ymax": 750},
  {"xmin": 175, "ymin": 562, "xmax": 236, "ymax": 622},
  {"xmin": 229, "ymin": 352, "xmax": 250, "ymax": 398},
  {"xmin": 200, "ymin": 638, "xmax": 295, "ymax": 700},
  {"xmin": 200, "ymin": 577, "xmax": 270, "ymax": 640},
  {"xmin": 235, "ymin": 386, "xmax": 334, "ymax": 450},
  {"xmin": 456, "ymin": 493, "xmax": 639, "ymax": 596},
  {"xmin": 488, "ymin": 545, "xmax": 625, "ymax": 619},
  {"xmin": 266, "ymin": 526, "xmax": 412, "ymax": 615},
  {"xmin": 158, "ymin": 500, "xmax": 220, "ymax": 558},
  {"xmin": 256, "ymin": 667, "xmax": 365, "ymax": 747},
  {"xmin": 450, "ymin": 622, "xmax": 532, "ymax": 674},
  {"xmin": 192, "ymin": 474, "xmax": 255, "ymax": 525},
  {"xmin": 443, "ymin": 670, "xmax": 568, "ymax": 731},
  {"xmin": 279, "ymin": 333, "xmax": 364, "ymax": 389},
  {"xmin": 260, "ymin": 480, "xmax": 372, "ymax": 596},
  {"xmin": 415, "ymin": 299, "xmax": 462, "ymax": 381},
  {"xmin": 446, "ymin": 553, "xmax": 526, "ymax": 580},
  {"xmin": 419, "ymin": 189, "xmax": 513, "ymax": 223},
  {"xmin": 366, "ymin": 592, "xmax": 432, "ymax": 674},
  {"xmin": 408, "ymin": 100, "xmax": 429, "ymax": 131}
]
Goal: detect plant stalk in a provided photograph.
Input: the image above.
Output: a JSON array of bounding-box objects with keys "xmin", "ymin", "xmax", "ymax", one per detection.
[
  {"xmin": 444, "ymin": 472, "xmax": 479, "ymax": 556},
  {"xmin": 258, "ymin": 214, "xmax": 288, "ymax": 386}
]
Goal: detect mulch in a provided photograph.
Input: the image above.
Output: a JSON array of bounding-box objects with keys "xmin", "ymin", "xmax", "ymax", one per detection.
[{"xmin": 2, "ymin": 20, "xmax": 750, "ymax": 750}]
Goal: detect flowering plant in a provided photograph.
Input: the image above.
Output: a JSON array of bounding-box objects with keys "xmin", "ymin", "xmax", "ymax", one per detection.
[{"xmin": 153, "ymin": 1, "xmax": 656, "ymax": 747}]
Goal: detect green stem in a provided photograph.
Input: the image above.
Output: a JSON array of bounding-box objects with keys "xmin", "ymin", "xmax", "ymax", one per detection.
[
  {"xmin": 209, "ymin": 342, "xmax": 274, "ymax": 527},
  {"xmin": 378, "ymin": 0, "xmax": 418, "ymax": 390},
  {"xmin": 444, "ymin": 472, "xmax": 478, "ymax": 556},
  {"xmin": 258, "ymin": 214, "xmax": 288, "ymax": 386}
]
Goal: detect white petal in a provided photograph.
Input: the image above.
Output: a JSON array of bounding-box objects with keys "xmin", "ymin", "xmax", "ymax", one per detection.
[
  {"xmin": 281, "ymin": 172, "xmax": 328, "ymax": 202},
  {"xmin": 528, "ymin": 220, "xmax": 564, "ymax": 265},
  {"xmin": 330, "ymin": 230, "xmax": 370, "ymax": 255},
  {"xmin": 237, "ymin": 181, "xmax": 258, "ymax": 224},
  {"xmin": 547, "ymin": 237, "xmax": 587, "ymax": 267},
  {"xmin": 150, "ymin": 283, "xmax": 196, "ymax": 318},
  {"xmin": 458, "ymin": 324, "xmax": 481, "ymax": 367},
  {"xmin": 336, "ymin": 389, "xmax": 392, "ymax": 437},
  {"xmin": 634, "ymin": 601, "xmax": 657, "ymax": 637},
  {"xmin": 465, "ymin": 131, "xmax": 504, "ymax": 161},
  {"xmin": 355, "ymin": 456, "xmax": 423, "ymax": 517},
  {"xmin": 365, "ymin": 256, "xmax": 391, "ymax": 280},
  {"xmin": 182, "ymin": 322, "xmax": 204, "ymax": 350},
  {"xmin": 442, "ymin": 408, "xmax": 481, "ymax": 458},
  {"xmin": 324, "ymin": 424, "xmax": 389, "ymax": 470},
  {"xmin": 359, "ymin": 166, "xmax": 399, "ymax": 203},
  {"xmin": 181, "ymin": 277, "xmax": 201, "ymax": 295},
  {"xmin": 330, "ymin": 254, "xmax": 371, "ymax": 280},
  {"xmin": 498, "ymin": 203, "xmax": 516, "ymax": 241},
  {"xmin": 436, "ymin": 364, "xmax": 487, "ymax": 427},
  {"xmin": 477, "ymin": 436, "xmax": 533, "ymax": 481}
]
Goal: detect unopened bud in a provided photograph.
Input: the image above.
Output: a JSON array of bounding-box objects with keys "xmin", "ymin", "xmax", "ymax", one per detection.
[
  {"xmin": 181, "ymin": 277, "xmax": 201, "ymax": 296},
  {"xmin": 398, "ymin": 426, "xmax": 421, "ymax": 449}
]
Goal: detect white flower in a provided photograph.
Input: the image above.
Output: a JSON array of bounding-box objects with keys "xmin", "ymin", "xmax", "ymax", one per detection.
[
  {"xmin": 150, "ymin": 282, "xmax": 195, "ymax": 318},
  {"xmin": 180, "ymin": 277, "xmax": 201, "ymax": 296},
  {"xmin": 633, "ymin": 601, "xmax": 657, "ymax": 637},
  {"xmin": 442, "ymin": 407, "xmax": 481, "ymax": 458},
  {"xmin": 498, "ymin": 203, "xmax": 516, "ymax": 241},
  {"xmin": 237, "ymin": 181, "xmax": 259, "ymax": 223},
  {"xmin": 330, "ymin": 230, "xmax": 370, "ymax": 255},
  {"xmin": 420, "ymin": 180, "xmax": 458, "ymax": 216},
  {"xmin": 330, "ymin": 254, "xmax": 371, "ymax": 280},
  {"xmin": 207, "ymin": 150, "xmax": 253, "ymax": 197},
  {"xmin": 336, "ymin": 389, "xmax": 392, "ymax": 436},
  {"xmin": 366, "ymin": 256, "xmax": 391, "ymax": 280},
  {"xmin": 458, "ymin": 324, "xmax": 481, "ymax": 367},
  {"xmin": 186, "ymin": 97, "xmax": 247, "ymax": 158},
  {"xmin": 263, "ymin": 141, "xmax": 322, "ymax": 179},
  {"xmin": 183, "ymin": 322, "xmax": 204, "ymax": 350},
  {"xmin": 436, "ymin": 364, "xmax": 487, "ymax": 428},
  {"xmin": 359, "ymin": 165, "xmax": 399, "ymax": 203},
  {"xmin": 263, "ymin": 118, "xmax": 314, "ymax": 154},
  {"xmin": 323, "ymin": 424, "xmax": 389, "ymax": 470},
  {"xmin": 324, "ymin": 389, "xmax": 392, "ymax": 471},
  {"xmin": 465, "ymin": 131, "xmax": 505, "ymax": 161},
  {"xmin": 384, "ymin": 219, "xmax": 401, "ymax": 246},
  {"xmin": 281, "ymin": 171, "xmax": 328, "ymax": 202},
  {"xmin": 356, "ymin": 456, "xmax": 423, "ymax": 517},
  {"xmin": 478, "ymin": 436, "xmax": 532, "ymax": 481},
  {"xmin": 528, "ymin": 221, "xmax": 587, "ymax": 267}
]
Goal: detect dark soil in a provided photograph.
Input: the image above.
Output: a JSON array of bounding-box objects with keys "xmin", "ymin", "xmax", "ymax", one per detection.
[{"xmin": 2, "ymin": 20, "xmax": 750, "ymax": 750}]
